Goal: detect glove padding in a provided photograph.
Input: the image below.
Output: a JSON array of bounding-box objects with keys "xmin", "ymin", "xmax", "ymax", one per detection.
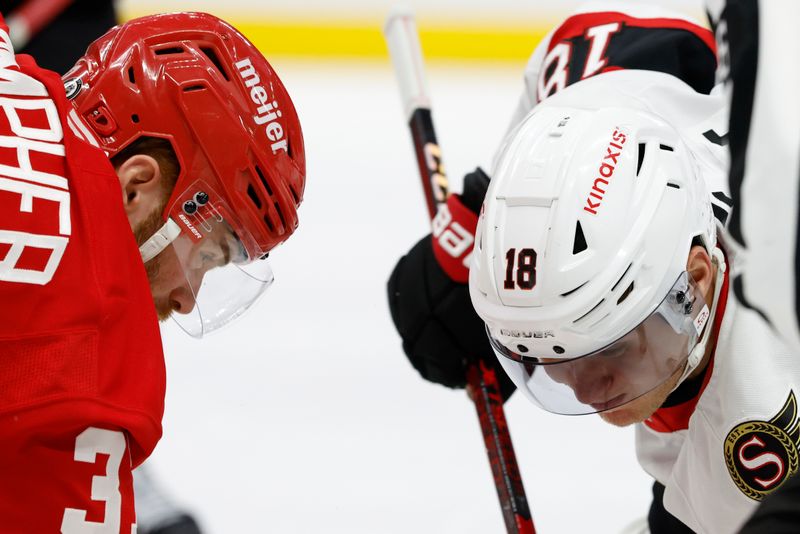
[{"xmin": 387, "ymin": 168, "xmax": 515, "ymax": 400}]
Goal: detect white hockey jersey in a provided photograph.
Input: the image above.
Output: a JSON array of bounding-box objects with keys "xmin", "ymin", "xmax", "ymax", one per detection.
[
  {"xmin": 705, "ymin": 0, "xmax": 800, "ymax": 356},
  {"xmin": 636, "ymin": 278, "xmax": 800, "ymax": 534},
  {"xmin": 498, "ymin": 5, "xmax": 800, "ymax": 533},
  {"xmin": 512, "ymin": 69, "xmax": 798, "ymax": 534}
]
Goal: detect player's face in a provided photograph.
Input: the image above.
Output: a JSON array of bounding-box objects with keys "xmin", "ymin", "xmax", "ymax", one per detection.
[
  {"xmin": 598, "ymin": 365, "xmax": 684, "ymax": 427},
  {"xmin": 144, "ymin": 244, "xmax": 193, "ymax": 321},
  {"xmin": 539, "ymin": 317, "xmax": 686, "ymax": 424},
  {"xmin": 134, "ymin": 207, "xmax": 243, "ymax": 320}
]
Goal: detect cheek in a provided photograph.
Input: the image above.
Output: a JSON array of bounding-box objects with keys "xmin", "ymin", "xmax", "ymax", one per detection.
[
  {"xmin": 542, "ymin": 365, "xmax": 572, "ymax": 384},
  {"xmin": 145, "ymin": 248, "xmax": 186, "ymax": 297}
]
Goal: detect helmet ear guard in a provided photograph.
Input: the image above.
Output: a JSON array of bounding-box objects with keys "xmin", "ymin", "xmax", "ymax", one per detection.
[{"xmin": 675, "ymin": 247, "xmax": 727, "ymax": 386}]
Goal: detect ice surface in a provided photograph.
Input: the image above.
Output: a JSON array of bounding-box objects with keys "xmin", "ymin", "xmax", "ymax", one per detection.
[{"xmin": 150, "ymin": 58, "xmax": 653, "ymax": 534}]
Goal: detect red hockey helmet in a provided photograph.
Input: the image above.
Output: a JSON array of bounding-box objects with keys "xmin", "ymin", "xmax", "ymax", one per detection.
[
  {"xmin": 63, "ymin": 12, "xmax": 306, "ymax": 336},
  {"xmin": 64, "ymin": 11, "xmax": 305, "ymax": 256}
]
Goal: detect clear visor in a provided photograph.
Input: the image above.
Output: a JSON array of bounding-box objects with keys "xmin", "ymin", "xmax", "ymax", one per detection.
[
  {"xmin": 152, "ymin": 181, "xmax": 274, "ymax": 338},
  {"xmin": 489, "ymin": 272, "xmax": 709, "ymax": 415}
]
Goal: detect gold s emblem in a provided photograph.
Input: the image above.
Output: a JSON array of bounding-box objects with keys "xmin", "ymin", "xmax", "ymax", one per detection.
[{"xmin": 724, "ymin": 391, "xmax": 800, "ymax": 501}]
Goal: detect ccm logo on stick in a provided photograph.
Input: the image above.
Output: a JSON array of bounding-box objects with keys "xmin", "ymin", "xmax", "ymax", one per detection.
[
  {"xmin": 583, "ymin": 127, "xmax": 627, "ymax": 215},
  {"xmin": 235, "ymin": 58, "xmax": 288, "ymax": 155}
]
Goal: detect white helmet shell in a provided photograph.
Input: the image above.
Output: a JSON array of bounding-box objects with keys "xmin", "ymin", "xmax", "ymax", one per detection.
[{"xmin": 469, "ymin": 101, "xmax": 716, "ymax": 363}]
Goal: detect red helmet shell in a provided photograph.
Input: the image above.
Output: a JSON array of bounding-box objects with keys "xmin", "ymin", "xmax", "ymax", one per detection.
[{"xmin": 64, "ymin": 12, "xmax": 306, "ymax": 257}]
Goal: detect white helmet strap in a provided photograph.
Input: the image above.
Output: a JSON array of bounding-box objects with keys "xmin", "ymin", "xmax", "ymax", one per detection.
[
  {"xmin": 139, "ymin": 218, "xmax": 182, "ymax": 263},
  {"xmin": 675, "ymin": 246, "xmax": 727, "ymax": 387}
]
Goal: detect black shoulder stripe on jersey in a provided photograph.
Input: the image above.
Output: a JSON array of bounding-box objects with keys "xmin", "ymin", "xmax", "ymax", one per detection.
[
  {"xmin": 712, "ymin": 191, "xmax": 734, "ymax": 207},
  {"xmin": 795, "ymin": 138, "xmax": 800, "ymax": 338},
  {"xmin": 712, "ymin": 203, "xmax": 730, "ymax": 226},
  {"xmin": 703, "ymin": 128, "xmax": 730, "ymax": 146},
  {"xmin": 724, "ymin": 0, "xmax": 759, "ymax": 247},
  {"xmin": 562, "ymin": 26, "xmax": 717, "ymax": 94}
]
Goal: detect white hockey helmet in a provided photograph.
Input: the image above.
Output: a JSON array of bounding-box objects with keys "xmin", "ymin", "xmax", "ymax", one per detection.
[{"xmin": 469, "ymin": 101, "xmax": 718, "ymax": 416}]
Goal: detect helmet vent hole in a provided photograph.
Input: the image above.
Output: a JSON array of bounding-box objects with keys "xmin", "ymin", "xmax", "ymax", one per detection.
[
  {"xmin": 274, "ymin": 202, "xmax": 287, "ymax": 229},
  {"xmin": 636, "ymin": 143, "xmax": 646, "ymax": 176},
  {"xmin": 247, "ymin": 184, "xmax": 263, "ymax": 209},
  {"xmin": 611, "ymin": 263, "xmax": 632, "ymax": 291},
  {"xmin": 288, "ymin": 184, "xmax": 300, "ymax": 204},
  {"xmin": 516, "ymin": 345, "xmax": 529, "ymax": 353},
  {"xmin": 660, "ymin": 144, "xmax": 674, "ymax": 152},
  {"xmin": 573, "ymin": 221, "xmax": 587, "ymax": 254},
  {"xmin": 263, "ymin": 215, "xmax": 275, "ymax": 233},
  {"xmin": 254, "ymin": 165, "xmax": 274, "ymax": 196},
  {"xmin": 183, "ymin": 85, "xmax": 206, "ymax": 93},
  {"xmin": 200, "ymin": 47, "xmax": 230, "ymax": 81},
  {"xmin": 667, "ymin": 182, "xmax": 681, "ymax": 189},
  {"xmin": 131, "ymin": 114, "xmax": 139, "ymax": 123},
  {"xmin": 561, "ymin": 281, "xmax": 587, "ymax": 297},
  {"xmin": 154, "ymin": 46, "xmax": 184, "ymax": 55},
  {"xmin": 127, "ymin": 67, "xmax": 136, "ymax": 84},
  {"xmin": 573, "ymin": 299, "xmax": 605, "ymax": 324},
  {"xmin": 617, "ymin": 282, "xmax": 635, "ymax": 305}
]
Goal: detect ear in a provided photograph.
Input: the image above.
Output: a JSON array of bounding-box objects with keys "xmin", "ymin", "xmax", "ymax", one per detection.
[
  {"xmin": 116, "ymin": 154, "xmax": 165, "ymax": 226},
  {"xmin": 686, "ymin": 245, "xmax": 714, "ymax": 304}
]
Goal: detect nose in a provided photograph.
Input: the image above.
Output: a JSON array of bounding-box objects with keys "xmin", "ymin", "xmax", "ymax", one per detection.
[
  {"xmin": 168, "ymin": 265, "xmax": 208, "ymax": 315},
  {"xmin": 557, "ymin": 361, "xmax": 618, "ymax": 407},
  {"xmin": 571, "ymin": 373, "xmax": 615, "ymax": 406},
  {"xmin": 168, "ymin": 285, "xmax": 197, "ymax": 315}
]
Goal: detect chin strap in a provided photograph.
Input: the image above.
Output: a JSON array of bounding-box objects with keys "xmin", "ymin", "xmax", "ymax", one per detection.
[
  {"xmin": 139, "ymin": 218, "xmax": 182, "ymax": 263},
  {"xmin": 676, "ymin": 247, "xmax": 727, "ymax": 386}
]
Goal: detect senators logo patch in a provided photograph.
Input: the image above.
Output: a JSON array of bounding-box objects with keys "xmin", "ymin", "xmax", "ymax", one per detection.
[{"xmin": 724, "ymin": 391, "xmax": 800, "ymax": 501}]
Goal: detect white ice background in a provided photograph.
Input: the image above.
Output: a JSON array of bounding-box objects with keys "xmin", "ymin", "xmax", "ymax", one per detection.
[{"xmin": 150, "ymin": 58, "xmax": 654, "ymax": 534}]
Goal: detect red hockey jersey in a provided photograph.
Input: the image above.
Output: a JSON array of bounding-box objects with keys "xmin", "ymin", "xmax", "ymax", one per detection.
[{"xmin": 0, "ymin": 17, "xmax": 165, "ymax": 533}]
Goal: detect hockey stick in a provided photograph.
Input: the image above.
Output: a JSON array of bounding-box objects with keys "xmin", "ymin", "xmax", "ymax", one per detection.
[
  {"xmin": 6, "ymin": 0, "xmax": 75, "ymax": 50},
  {"xmin": 383, "ymin": 8, "xmax": 535, "ymax": 534}
]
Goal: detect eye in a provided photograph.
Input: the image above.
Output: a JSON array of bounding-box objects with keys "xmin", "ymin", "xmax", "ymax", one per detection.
[
  {"xmin": 225, "ymin": 232, "xmax": 249, "ymax": 265},
  {"xmin": 194, "ymin": 245, "xmax": 224, "ymax": 270},
  {"xmin": 603, "ymin": 345, "xmax": 627, "ymax": 359}
]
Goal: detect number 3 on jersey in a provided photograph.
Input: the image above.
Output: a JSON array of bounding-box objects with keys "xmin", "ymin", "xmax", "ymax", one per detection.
[
  {"xmin": 504, "ymin": 248, "xmax": 537, "ymax": 290},
  {"xmin": 61, "ymin": 428, "xmax": 130, "ymax": 534}
]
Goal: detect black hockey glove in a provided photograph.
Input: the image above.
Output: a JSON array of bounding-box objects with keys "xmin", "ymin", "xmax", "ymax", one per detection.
[{"xmin": 387, "ymin": 168, "xmax": 516, "ymax": 400}]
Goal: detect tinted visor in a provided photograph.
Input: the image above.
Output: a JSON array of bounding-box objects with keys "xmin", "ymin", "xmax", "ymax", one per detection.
[{"xmin": 490, "ymin": 272, "xmax": 709, "ymax": 415}]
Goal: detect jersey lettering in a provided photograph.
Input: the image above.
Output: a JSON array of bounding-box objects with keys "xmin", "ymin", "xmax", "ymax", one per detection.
[
  {"xmin": 0, "ymin": 52, "xmax": 70, "ymax": 285},
  {"xmin": 538, "ymin": 43, "xmax": 572, "ymax": 100},
  {"xmin": 539, "ymin": 22, "xmax": 622, "ymax": 101},
  {"xmin": 432, "ymin": 203, "xmax": 473, "ymax": 268},
  {"xmin": 582, "ymin": 23, "xmax": 621, "ymax": 78},
  {"xmin": 61, "ymin": 428, "xmax": 127, "ymax": 534}
]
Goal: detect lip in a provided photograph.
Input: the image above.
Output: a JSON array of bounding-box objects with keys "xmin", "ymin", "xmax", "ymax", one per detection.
[{"xmin": 589, "ymin": 393, "xmax": 627, "ymax": 412}]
